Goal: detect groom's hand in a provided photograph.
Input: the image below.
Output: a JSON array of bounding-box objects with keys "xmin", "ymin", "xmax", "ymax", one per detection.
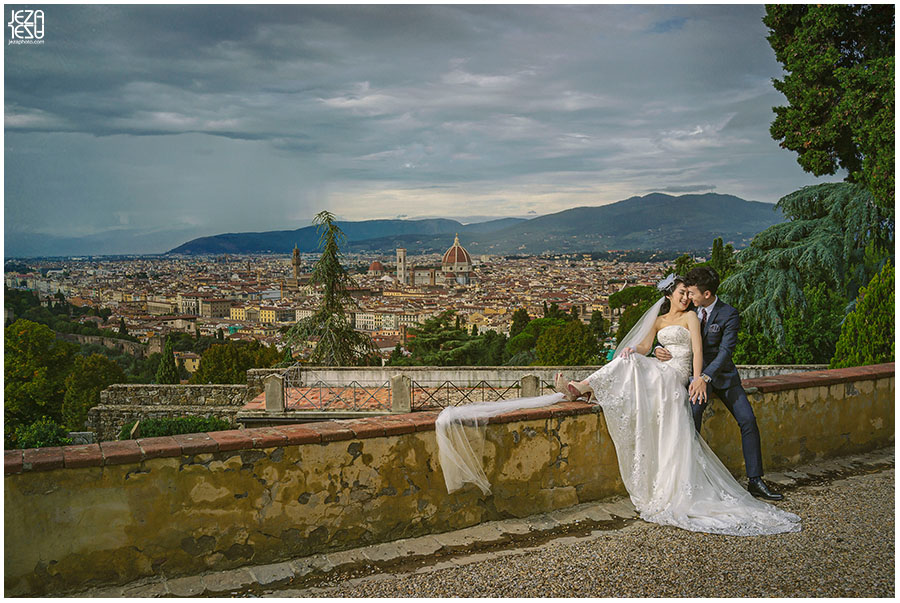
[{"xmin": 654, "ymin": 346, "xmax": 672, "ymax": 361}]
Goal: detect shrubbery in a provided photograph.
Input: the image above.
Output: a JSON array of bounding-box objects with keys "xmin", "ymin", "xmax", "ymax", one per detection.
[
  {"xmin": 9, "ymin": 417, "xmax": 72, "ymax": 449},
  {"xmin": 118, "ymin": 416, "xmax": 231, "ymax": 440},
  {"xmin": 831, "ymin": 261, "xmax": 894, "ymax": 368}
]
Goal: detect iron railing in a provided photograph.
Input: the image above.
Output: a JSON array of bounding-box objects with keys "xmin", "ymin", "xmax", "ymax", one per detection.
[
  {"xmin": 282, "ymin": 366, "xmax": 392, "ymax": 412},
  {"xmin": 410, "ymin": 377, "xmax": 556, "ymax": 410}
]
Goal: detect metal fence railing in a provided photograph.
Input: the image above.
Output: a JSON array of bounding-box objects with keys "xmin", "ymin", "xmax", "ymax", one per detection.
[
  {"xmin": 282, "ymin": 366, "xmax": 392, "ymax": 412},
  {"xmin": 262, "ymin": 366, "xmax": 578, "ymax": 414}
]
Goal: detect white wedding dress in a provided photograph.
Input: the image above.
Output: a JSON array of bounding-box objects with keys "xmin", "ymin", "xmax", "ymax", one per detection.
[
  {"xmin": 586, "ymin": 324, "xmax": 800, "ymax": 535},
  {"xmin": 436, "ymin": 323, "xmax": 801, "ymax": 536}
]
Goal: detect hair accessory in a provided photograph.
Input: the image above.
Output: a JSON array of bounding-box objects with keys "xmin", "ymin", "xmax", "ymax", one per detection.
[{"xmin": 656, "ymin": 273, "xmax": 680, "ymax": 291}]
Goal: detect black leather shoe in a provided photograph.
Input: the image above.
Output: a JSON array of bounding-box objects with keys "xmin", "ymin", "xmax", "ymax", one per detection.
[{"xmin": 748, "ymin": 478, "xmax": 783, "ymax": 501}]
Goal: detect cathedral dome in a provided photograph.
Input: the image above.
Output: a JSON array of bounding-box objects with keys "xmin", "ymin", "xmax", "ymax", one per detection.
[
  {"xmin": 368, "ymin": 260, "xmax": 385, "ymax": 272},
  {"xmin": 442, "ymin": 234, "xmax": 472, "ymax": 266}
]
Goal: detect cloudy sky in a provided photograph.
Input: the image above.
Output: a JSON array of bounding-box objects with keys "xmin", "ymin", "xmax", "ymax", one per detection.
[{"xmin": 5, "ymin": 4, "xmax": 831, "ymax": 255}]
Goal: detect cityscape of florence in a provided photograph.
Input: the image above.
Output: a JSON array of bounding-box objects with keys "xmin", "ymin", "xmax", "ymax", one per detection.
[{"xmin": 3, "ymin": 4, "xmax": 894, "ymax": 598}]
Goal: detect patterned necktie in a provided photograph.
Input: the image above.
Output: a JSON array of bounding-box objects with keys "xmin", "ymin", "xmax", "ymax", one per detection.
[{"xmin": 701, "ymin": 308, "xmax": 708, "ymax": 329}]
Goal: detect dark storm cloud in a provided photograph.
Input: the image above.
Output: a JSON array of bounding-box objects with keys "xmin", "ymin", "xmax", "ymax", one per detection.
[{"xmin": 5, "ymin": 4, "xmax": 829, "ymax": 253}]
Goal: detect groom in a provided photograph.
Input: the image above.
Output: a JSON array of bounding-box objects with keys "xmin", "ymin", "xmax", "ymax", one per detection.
[{"xmin": 655, "ymin": 266, "xmax": 783, "ymax": 501}]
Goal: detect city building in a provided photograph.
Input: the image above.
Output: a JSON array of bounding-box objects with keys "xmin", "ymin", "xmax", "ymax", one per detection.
[
  {"xmin": 441, "ymin": 234, "xmax": 475, "ymax": 285},
  {"xmin": 199, "ymin": 298, "xmax": 233, "ymax": 318}
]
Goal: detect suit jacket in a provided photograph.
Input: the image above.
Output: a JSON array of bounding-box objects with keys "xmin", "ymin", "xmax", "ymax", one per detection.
[{"xmin": 700, "ymin": 299, "xmax": 742, "ymax": 390}]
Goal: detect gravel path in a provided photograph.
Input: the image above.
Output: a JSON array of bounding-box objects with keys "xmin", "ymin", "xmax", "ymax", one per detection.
[{"xmin": 284, "ymin": 467, "xmax": 894, "ymax": 598}]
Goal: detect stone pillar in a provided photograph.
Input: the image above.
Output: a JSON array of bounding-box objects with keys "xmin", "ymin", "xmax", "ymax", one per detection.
[
  {"xmin": 265, "ymin": 374, "xmax": 285, "ymax": 412},
  {"xmin": 521, "ymin": 374, "xmax": 540, "ymax": 398},
  {"xmin": 391, "ymin": 374, "xmax": 412, "ymax": 413}
]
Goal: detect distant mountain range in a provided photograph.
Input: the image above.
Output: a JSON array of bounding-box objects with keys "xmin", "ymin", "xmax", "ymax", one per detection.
[{"xmin": 168, "ymin": 193, "xmax": 783, "ymax": 256}]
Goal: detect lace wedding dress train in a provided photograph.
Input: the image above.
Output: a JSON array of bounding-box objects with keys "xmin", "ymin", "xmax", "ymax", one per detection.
[
  {"xmin": 436, "ymin": 323, "xmax": 801, "ymax": 536},
  {"xmin": 586, "ymin": 325, "xmax": 800, "ymax": 536}
]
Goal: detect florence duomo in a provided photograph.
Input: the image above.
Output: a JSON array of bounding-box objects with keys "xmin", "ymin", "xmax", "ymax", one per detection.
[{"xmin": 392, "ymin": 234, "xmax": 476, "ymax": 287}]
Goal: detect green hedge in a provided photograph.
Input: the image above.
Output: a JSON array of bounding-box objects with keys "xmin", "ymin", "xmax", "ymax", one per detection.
[
  {"xmin": 10, "ymin": 417, "xmax": 73, "ymax": 449},
  {"xmin": 119, "ymin": 416, "xmax": 231, "ymax": 440}
]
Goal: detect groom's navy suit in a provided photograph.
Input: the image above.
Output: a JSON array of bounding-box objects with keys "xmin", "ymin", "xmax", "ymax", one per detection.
[{"xmin": 693, "ymin": 298, "xmax": 764, "ymax": 479}]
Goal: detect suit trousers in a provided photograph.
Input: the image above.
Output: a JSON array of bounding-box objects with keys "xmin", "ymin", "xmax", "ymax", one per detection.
[{"xmin": 691, "ymin": 383, "xmax": 764, "ymax": 479}]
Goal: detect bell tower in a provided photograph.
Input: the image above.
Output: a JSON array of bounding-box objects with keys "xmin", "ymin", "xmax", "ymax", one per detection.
[
  {"xmin": 292, "ymin": 244, "xmax": 301, "ymax": 280},
  {"xmin": 396, "ymin": 247, "xmax": 407, "ymax": 285}
]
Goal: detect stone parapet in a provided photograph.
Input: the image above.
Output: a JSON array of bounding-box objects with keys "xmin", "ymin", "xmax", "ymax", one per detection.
[
  {"xmin": 86, "ymin": 384, "xmax": 248, "ymax": 441},
  {"xmin": 85, "ymin": 405, "xmax": 242, "ymax": 443},
  {"xmin": 98, "ymin": 384, "xmax": 248, "ymax": 407},
  {"xmin": 274, "ymin": 364, "xmax": 826, "ymax": 386},
  {"xmin": 5, "ymin": 363, "xmax": 893, "ymax": 596},
  {"xmin": 247, "ymin": 368, "xmax": 285, "ymax": 399}
]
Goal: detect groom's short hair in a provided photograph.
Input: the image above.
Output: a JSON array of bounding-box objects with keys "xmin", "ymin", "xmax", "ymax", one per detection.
[{"xmin": 685, "ymin": 266, "xmax": 720, "ymax": 295}]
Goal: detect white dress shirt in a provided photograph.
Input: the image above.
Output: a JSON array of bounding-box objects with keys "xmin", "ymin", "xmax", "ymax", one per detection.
[{"xmin": 698, "ymin": 296, "xmax": 718, "ymax": 323}]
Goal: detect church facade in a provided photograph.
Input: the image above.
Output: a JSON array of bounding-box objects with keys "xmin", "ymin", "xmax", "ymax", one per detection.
[{"xmin": 393, "ymin": 234, "xmax": 475, "ymax": 286}]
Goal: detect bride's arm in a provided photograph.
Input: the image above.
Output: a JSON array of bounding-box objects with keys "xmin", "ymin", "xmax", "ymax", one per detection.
[
  {"xmin": 687, "ymin": 312, "xmax": 703, "ymax": 379},
  {"xmin": 633, "ymin": 317, "xmax": 661, "ymax": 356}
]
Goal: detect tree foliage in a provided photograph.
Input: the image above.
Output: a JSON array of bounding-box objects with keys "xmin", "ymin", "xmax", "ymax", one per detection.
[
  {"xmin": 764, "ymin": 4, "xmax": 895, "ymax": 207},
  {"xmin": 190, "ymin": 341, "xmax": 282, "ymax": 384},
  {"xmin": 733, "ymin": 282, "xmax": 846, "ymax": 365},
  {"xmin": 62, "ymin": 353, "xmax": 126, "ymax": 430},
  {"xmin": 156, "ymin": 339, "xmax": 180, "ymax": 384},
  {"xmin": 509, "ymin": 308, "xmax": 530, "ymax": 338},
  {"xmin": 4, "ymin": 319, "xmax": 76, "ymax": 430},
  {"xmin": 709, "ymin": 237, "xmax": 737, "ymax": 280},
  {"xmin": 389, "ymin": 309, "xmax": 510, "ymax": 366},
  {"xmin": 673, "ymin": 254, "xmax": 697, "ymax": 278},
  {"xmin": 9, "ymin": 417, "xmax": 72, "ymax": 450},
  {"xmin": 505, "ymin": 317, "xmax": 567, "ymax": 359},
  {"xmin": 720, "ymin": 182, "xmax": 893, "ymax": 342},
  {"xmin": 119, "ymin": 416, "xmax": 231, "ymax": 440},
  {"xmin": 542, "ymin": 301, "xmax": 568, "ymax": 320},
  {"xmin": 4, "ymin": 287, "xmax": 137, "ymax": 342},
  {"xmin": 588, "ymin": 310, "xmax": 608, "ymax": 340},
  {"xmin": 534, "ymin": 320, "xmax": 601, "ymax": 366},
  {"xmin": 608, "ymin": 285, "xmax": 657, "ymax": 310},
  {"xmin": 831, "ymin": 260, "xmax": 894, "ymax": 368},
  {"xmin": 615, "ymin": 299, "xmax": 656, "ymax": 344},
  {"xmin": 284, "ymin": 210, "xmax": 377, "ymax": 366}
]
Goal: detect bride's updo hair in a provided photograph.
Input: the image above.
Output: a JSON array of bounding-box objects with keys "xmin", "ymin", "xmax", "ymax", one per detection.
[{"xmin": 658, "ymin": 274, "xmax": 685, "ymax": 314}]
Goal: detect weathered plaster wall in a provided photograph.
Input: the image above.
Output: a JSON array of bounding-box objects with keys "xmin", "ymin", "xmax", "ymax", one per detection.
[{"xmin": 5, "ymin": 364, "xmax": 893, "ymax": 596}]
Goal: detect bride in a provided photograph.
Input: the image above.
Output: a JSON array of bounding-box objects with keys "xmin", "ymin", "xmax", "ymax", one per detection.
[{"xmin": 436, "ymin": 275, "xmax": 801, "ymax": 536}]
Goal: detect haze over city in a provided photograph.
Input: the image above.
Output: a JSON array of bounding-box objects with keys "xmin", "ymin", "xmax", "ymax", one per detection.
[{"xmin": 5, "ymin": 4, "xmax": 833, "ymax": 256}]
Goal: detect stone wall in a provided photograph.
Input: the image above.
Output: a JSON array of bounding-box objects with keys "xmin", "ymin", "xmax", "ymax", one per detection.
[
  {"xmin": 246, "ymin": 368, "xmax": 285, "ymax": 400},
  {"xmin": 278, "ymin": 364, "xmax": 825, "ymax": 386},
  {"xmin": 56, "ymin": 332, "xmax": 148, "ymax": 358},
  {"xmin": 85, "ymin": 365, "xmax": 826, "ymax": 442},
  {"xmin": 86, "ymin": 384, "xmax": 248, "ymax": 442},
  {"xmin": 5, "ymin": 363, "xmax": 893, "ymax": 596}
]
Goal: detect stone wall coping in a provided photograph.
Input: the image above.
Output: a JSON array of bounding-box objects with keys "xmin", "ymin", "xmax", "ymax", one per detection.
[
  {"xmin": 741, "ymin": 362, "xmax": 894, "ymax": 393},
  {"xmin": 6, "ymin": 363, "xmax": 892, "ymax": 476},
  {"xmin": 104, "ymin": 384, "xmax": 249, "ymax": 390}
]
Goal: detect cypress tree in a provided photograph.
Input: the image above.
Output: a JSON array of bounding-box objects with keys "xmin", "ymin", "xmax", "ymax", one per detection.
[
  {"xmin": 284, "ymin": 211, "xmax": 377, "ymax": 366},
  {"xmin": 831, "ymin": 261, "xmax": 894, "ymax": 368},
  {"xmin": 156, "ymin": 339, "xmax": 179, "ymax": 384},
  {"xmin": 509, "ymin": 308, "xmax": 530, "ymax": 338}
]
